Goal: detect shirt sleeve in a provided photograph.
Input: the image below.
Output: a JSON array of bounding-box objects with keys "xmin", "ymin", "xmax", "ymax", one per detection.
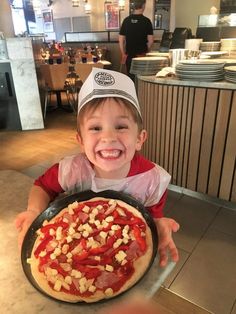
[
  {"xmin": 147, "ymin": 18, "xmax": 154, "ymax": 35},
  {"xmin": 146, "ymin": 190, "xmax": 167, "ymax": 218},
  {"xmin": 119, "ymin": 18, "xmax": 128, "ymax": 35},
  {"xmin": 34, "ymin": 163, "xmax": 64, "ymax": 200}
]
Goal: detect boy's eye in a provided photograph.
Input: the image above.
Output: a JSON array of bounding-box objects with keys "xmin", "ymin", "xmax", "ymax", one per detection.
[
  {"xmin": 89, "ymin": 126, "xmax": 101, "ymax": 131},
  {"xmin": 116, "ymin": 124, "xmax": 128, "ymax": 130}
]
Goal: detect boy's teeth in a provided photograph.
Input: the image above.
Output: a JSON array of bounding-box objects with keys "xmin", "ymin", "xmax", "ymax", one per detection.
[{"xmin": 100, "ymin": 150, "xmax": 120, "ymax": 158}]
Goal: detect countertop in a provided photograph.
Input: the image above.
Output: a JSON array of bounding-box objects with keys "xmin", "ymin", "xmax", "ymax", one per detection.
[
  {"xmin": 0, "ymin": 170, "xmax": 175, "ymax": 314},
  {"xmin": 138, "ymin": 75, "xmax": 236, "ymax": 90}
]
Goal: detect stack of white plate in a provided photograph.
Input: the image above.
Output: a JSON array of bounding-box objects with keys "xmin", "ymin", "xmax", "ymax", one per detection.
[
  {"xmin": 224, "ymin": 66, "xmax": 236, "ymax": 83},
  {"xmin": 199, "ymin": 41, "xmax": 221, "ymax": 52},
  {"xmin": 146, "ymin": 52, "xmax": 170, "ymax": 58},
  {"xmin": 130, "ymin": 56, "xmax": 169, "ymax": 75},
  {"xmin": 176, "ymin": 59, "xmax": 225, "ymax": 81},
  {"xmin": 201, "ymin": 51, "xmax": 228, "ymax": 58},
  {"xmin": 221, "ymin": 38, "xmax": 236, "ymax": 57},
  {"xmin": 212, "ymin": 58, "xmax": 236, "ymax": 66}
]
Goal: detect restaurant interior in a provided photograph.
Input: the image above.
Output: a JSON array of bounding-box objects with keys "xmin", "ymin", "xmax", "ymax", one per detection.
[{"xmin": 0, "ymin": 1, "xmax": 236, "ymax": 314}]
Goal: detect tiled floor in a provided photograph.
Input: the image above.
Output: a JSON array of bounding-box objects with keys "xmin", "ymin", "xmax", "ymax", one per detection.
[{"xmin": 1, "ymin": 108, "xmax": 236, "ymax": 314}]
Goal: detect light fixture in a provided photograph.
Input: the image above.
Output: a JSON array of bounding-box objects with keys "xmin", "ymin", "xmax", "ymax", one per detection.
[
  {"xmin": 118, "ymin": 0, "xmax": 125, "ymax": 11},
  {"xmin": 32, "ymin": 0, "xmax": 42, "ymax": 14},
  {"xmin": 84, "ymin": 0, "xmax": 91, "ymax": 14},
  {"xmin": 72, "ymin": 0, "xmax": 80, "ymax": 7}
]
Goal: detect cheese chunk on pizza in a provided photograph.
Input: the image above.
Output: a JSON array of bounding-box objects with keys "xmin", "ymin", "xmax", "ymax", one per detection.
[{"xmin": 28, "ymin": 197, "xmax": 154, "ymax": 303}]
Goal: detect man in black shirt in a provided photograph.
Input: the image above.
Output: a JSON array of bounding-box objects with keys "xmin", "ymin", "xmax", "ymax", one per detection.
[{"xmin": 119, "ymin": 0, "xmax": 154, "ymax": 80}]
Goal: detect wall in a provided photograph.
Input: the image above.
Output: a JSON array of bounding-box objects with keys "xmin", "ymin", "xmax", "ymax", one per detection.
[
  {"xmin": 0, "ymin": 0, "xmax": 15, "ymax": 37},
  {"xmin": 91, "ymin": 1, "xmax": 153, "ymax": 31},
  {"xmin": 0, "ymin": 0, "xmax": 223, "ymax": 38},
  {"xmin": 175, "ymin": 0, "xmax": 220, "ymax": 35}
]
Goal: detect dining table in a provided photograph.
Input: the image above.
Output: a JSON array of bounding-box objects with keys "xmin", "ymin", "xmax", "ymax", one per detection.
[
  {"xmin": 0, "ymin": 169, "xmax": 175, "ymax": 314},
  {"xmin": 41, "ymin": 60, "xmax": 112, "ymax": 114}
]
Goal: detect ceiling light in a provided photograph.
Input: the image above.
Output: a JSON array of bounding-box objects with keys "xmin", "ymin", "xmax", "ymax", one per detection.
[
  {"xmin": 84, "ymin": 1, "xmax": 91, "ymax": 14},
  {"xmin": 118, "ymin": 0, "xmax": 125, "ymax": 10},
  {"xmin": 72, "ymin": 0, "xmax": 80, "ymax": 7}
]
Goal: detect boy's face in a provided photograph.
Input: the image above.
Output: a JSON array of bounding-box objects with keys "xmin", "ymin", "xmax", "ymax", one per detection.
[{"xmin": 77, "ymin": 98, "xmax": 147, "ymax": 179}]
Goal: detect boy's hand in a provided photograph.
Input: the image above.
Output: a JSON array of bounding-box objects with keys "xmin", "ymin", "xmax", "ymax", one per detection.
[
  {"xmin": 15, "ymin": 210, "xmax": 38, "ymax": 250},
  {"xmin": 154, "ymin": 217, "xmax": 180, "ymax": 267}
]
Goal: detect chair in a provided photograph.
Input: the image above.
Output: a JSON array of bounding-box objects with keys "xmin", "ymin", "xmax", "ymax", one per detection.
[
  {"xmin": 170, "ymin": 27, "xmax": 192, "ymax": 49},
  {"xmin": 159, "ymin": 30, "xmax": 172, "ymax": 52},
  {"xmin": 74, "ymin": 62, "xmax": 104, "ymax": 83},
  {"xmin": 40, "ymin": 63, "xmax": 76, "ymax": 118}
]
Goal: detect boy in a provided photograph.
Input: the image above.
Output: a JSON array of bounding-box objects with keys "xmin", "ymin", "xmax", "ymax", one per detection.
[{"xmin": 15, "ymin": 68, "xmax": 179, "ymax": 267}]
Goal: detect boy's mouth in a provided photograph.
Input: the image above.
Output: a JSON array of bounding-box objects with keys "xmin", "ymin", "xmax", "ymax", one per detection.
[{"xmin": 97, "ymin": 149, "xmax": 122, "ymax": 159}]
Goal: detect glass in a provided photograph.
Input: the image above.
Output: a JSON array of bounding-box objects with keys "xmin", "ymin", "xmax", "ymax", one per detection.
[
  {"xmin": 40, "ymin": 48, "xmax": 47, "ymax": 63},
  {"xmin": 153, "ymin": 0, "xmax": 171, "ymax": 30},
  {"xmin": 81, "ymin": 56, "xmax": 87, "ymax": 63},
  {"xmin": 93, "ymin": 56, "xmax": 98, "ymax": 63},
  {"xmin": 97, "ymin": 48, "xmax": 103, "ymax": 61}
]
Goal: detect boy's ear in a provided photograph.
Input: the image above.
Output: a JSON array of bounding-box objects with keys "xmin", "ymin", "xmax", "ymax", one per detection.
[
  {"xmin": 136, "ymin": 129, "xmax": 147, "ymax": 151},
  {"xmin": 76, "ymin": 133, "xmax": 84, "ymax": 146}
]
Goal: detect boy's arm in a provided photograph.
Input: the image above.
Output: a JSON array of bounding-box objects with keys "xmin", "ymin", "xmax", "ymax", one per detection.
[
  {"xmin": 146, "ymin": 191, "xmax": 179, "ymax": 267},
  {"xmin": 15, "ymin": 185, "xmax": 51, "ymax": 249},
  {"xmin": 146, "ymin": 190, "xmax": 167, "ymax": 218},
  {"xmin": 27, "ymin": 185, "xmax": 51, "ymax": 214}
]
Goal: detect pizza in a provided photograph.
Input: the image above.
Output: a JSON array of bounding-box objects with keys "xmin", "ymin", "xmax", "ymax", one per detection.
[{"xmin": 27, "ymin": 197, "xmax": 154, "ymax": 303}]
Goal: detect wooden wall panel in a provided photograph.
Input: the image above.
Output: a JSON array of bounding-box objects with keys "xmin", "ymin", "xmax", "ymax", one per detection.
[
  {"xmin": 182, "ymin": 87, "xmax": 195, "ymax": 188},
  {"xmin": 168, "ymin": 86, "xmax": 178, "ymax": 181},
  {"xmin": 172, "ymin": 86, "xmax": 183, "ymax": 185},
  {"xmin": 219, "ymin": 92, "xmax": 236, "ymax": 200},
  {"xmin": 138, "ymin": 79, "xmax": 236, "ymax": 202},
  {"xmin": 160, "ymin": 85, "xmax": 168, "ymax": 167},
  {"xmin": 163, "ymin": 85, "xmax": 173, "ymax": 171},
  {"xmin": 231, "ymin": 159, "xmax": 236, "ymax": 202},
  {"xmin": 176, "ymin": 87, "xmax": 189, "ymax": 186},
  {"xmin": 197, "ymin": 89, "xmax": 219, "ymax": 194},
  {"xmin": 187, "ymin": 88, "xmax": 206, "ymax": 191},
  {"xmin": 208, "ymin": 90, "xmax": 232, "ymax": 197}
]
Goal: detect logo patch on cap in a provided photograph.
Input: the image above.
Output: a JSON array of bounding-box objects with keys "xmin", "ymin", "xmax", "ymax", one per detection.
[{"xmin": 94, "ymin": 72, "xmax": 115, "ymax": 86}]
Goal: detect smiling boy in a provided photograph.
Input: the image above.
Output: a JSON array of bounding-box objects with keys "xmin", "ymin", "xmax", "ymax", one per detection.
[{"xmin": 15, "ymin": 68, "xmax": 179, "ymax": 267}]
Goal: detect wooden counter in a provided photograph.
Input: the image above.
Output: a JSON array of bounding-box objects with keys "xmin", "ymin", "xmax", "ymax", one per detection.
[{"xmin": 137, "ymin": 76, "xmax": 236, "ymax": 202}]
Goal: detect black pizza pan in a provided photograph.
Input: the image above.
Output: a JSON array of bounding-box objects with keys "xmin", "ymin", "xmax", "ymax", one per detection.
[{"xmin": 21, "ymin": 190, "xmax": 158, "ymax": 304}]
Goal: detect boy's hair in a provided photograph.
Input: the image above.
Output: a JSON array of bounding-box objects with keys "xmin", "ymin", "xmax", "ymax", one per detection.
[
  {"xmin": 133, "ymin": 0, "xmax": 146, "ymax": 10},
  {"xmin": 77, "ymin": 97, "xmax": 143, "ymax": 135}
]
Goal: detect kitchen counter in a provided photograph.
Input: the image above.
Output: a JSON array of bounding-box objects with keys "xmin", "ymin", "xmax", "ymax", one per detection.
[
  {"xmin": 137, "ymin": 76, "xmax": 236, "ymax": 202},
  {"xmin": 0, "ymin": 169, "xmax": 178, "ymax": 314},
  {"xmin": 139, "ymin": 75, "xmax": 236, "ymax": 90}
]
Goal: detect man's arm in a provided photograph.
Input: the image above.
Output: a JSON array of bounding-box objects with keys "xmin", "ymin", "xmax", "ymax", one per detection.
[
  {"xmin": 119, "ymin": 34, "xmax": 126, "ymax": 55},
  {"xmin": 147, "ymin": 34, "xmax": 154, "ymax": 51},
  {"xmin": 119, "ymin": 35, "xmax": 127, "ymax": 64}
]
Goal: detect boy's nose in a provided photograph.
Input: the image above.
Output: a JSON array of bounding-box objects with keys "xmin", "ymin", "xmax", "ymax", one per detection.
[{"xmin": 101, "ymin": 129, "xmax": 117, "ymax": 142}]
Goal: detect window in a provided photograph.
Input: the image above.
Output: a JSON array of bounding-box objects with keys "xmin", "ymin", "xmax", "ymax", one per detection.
[{"xmin": 10, "ymin": 0, "xmax": 27, "ymax": 36}]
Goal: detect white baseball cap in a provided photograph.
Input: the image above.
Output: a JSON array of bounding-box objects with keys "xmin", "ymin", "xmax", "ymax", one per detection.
[{"xmin": 78, "ymin": 68, "xmax": 142, "ymax": 118}]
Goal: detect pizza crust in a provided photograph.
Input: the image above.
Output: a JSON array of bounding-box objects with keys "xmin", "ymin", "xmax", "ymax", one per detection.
[{"xmin": 29, "ymin": 197, "xmax": 154, "ymax": 303}]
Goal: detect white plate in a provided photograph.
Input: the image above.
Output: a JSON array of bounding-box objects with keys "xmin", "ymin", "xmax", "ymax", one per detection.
[
  {"xmin": 177, "ymin": 76, "xmax": 224, "ymax": 82},
  {"xmin": 224, "ymin": 65, "xmax": 236, "ymax": 72},
  {"xmin": 176, "ymin": 69, "xmax": 223, "ymax": 75},
  {"xmin": 146, "ymin": 52, "xmax": 169, "ymax": 57},
  {"xmin": 201, "ymin": 51, "xmax": 228, "ymax": 56},
  {"xmin": 179, "ymin": 59, "xmax": 225, "ymax": 65},
  {"xmin": 132, "ymin": 56, "xmax": 167, "ymax": 61}
]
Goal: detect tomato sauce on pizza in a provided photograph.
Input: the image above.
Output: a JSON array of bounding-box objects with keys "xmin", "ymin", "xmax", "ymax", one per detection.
[{"xmin": 28, "ymin": 197, "xmax": 154, "ymax": 303}]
